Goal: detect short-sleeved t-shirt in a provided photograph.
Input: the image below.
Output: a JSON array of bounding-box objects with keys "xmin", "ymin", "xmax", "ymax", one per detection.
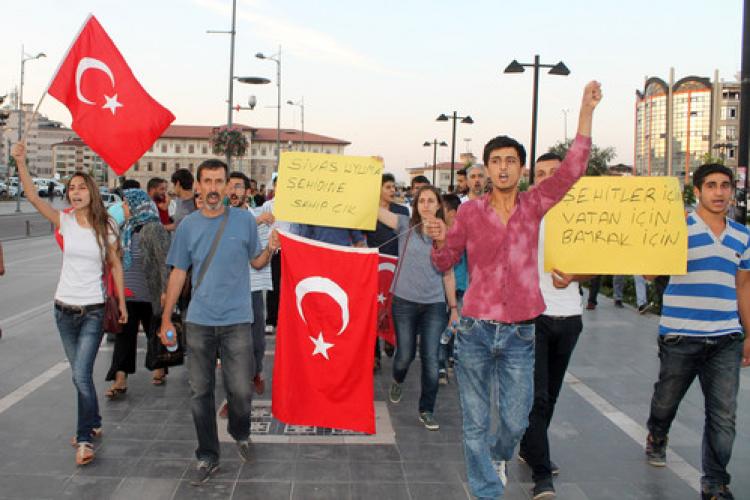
[
  {"xmin": 55, "ymin": 210, "xmax": 112, "ymax": 305},
  {"xmin": 660, "ymin": 212, "xmax": 750, "ymax": 337},
  {"xmin": 172, "ymin": 197, "xmax": 197, "ymax": 228},
  {"xmin": 167, "ymin": 207, "xmax": 262, "ymax": 326},
  {"xmin": 250, "ymin": 207, "xmax": 273, "ymax": 292},
  {"xmin": 365, "ymin": 203, "xmax": 410, "ymax": 256},
  {"xmin": 393, "ymin": 214, "xmax": 445, "ymax": 304}
]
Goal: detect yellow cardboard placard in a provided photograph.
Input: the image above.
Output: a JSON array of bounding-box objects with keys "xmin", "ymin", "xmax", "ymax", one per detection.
[
  {"xmin": 544, "ymin": 176, "xmax": 688, "ymax": 275},
  {"xmin": 273, "ymin": 152, "xmax": 383, "ymax": 231}
]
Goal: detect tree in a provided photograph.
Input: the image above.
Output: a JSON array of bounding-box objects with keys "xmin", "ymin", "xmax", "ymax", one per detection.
[{"xmin": 547, "ymin": 139, "xmax": 616, "ymax": 176}]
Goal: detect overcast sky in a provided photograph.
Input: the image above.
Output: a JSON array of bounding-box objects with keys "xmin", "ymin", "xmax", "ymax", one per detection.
[{"xmin": 2, "ymin": 0, "xmax": 743, "ymax": 181}]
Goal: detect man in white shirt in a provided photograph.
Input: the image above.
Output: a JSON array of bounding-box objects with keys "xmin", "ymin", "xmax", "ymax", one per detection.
[
  {"xmin": 460, "ymin": 164, "xmax": 486, "ymax": 203},
  {"xmin": 519, "ymin": 153, "xmax": 589, "ymax": 499}
]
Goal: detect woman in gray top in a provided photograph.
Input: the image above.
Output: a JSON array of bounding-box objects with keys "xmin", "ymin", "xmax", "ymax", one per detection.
[
  {"xmin": 105, "ymin": 189, "xmax": 170, "ymax": 397},
  {"xmin": 377, "ymin": 185, "xmax": 458, "ymax": 431}
]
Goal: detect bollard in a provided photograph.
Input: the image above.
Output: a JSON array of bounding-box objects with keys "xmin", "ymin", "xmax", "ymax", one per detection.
[{"xmin": 26, "ymin": 220, "xmax": 31, "ymax": 237}]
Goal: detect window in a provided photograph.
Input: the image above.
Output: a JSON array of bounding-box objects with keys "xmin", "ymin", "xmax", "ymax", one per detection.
[
  {"xmin": 261, "ymin": 166, "xmax": 267, "ymax": 175},
  {"xmin": 189, "ymin": 163, "xmax": 194, "ymax": 172},
  {"xmin": 261, "ymin": 148, "xmax": 266, "ymax": 156},
  {"xmin": 188, "ymin": 145, "xmax": 194, "ymax": 154},
  {"xmin": 147, "ymin": 162, "xmax": 153, "ymax": 172},
  {"xmin": 202, "ymin": 145, "xmax": 208, "ymax": 154},
  {"xmin": 729, "ymin": 148, "xmax": 736, "ymax": 159},
  {"xmin": 161, "ymin": 144, "xmax": 167, "ymax": 153},
  {"xmin": 134, "ymin": 163, "xmax": 140, "ymax": 171},
  {"xmin": 325, "ymin": 149, "xmax": 331, "ymax": 154},
  {"xmin": 175, "ymin": 145, "xmax": 181, "ymax": 154},
  {"xmin": 161, "ymin": 162, "xmax": 167, "ymax": 172},
  {"xmin": 175, "ymin": 163, "xmax": 180, "ymax": 170},
  {"xmin": 252, "ymin": 148, "xmax": 257, "ymax": 156}
]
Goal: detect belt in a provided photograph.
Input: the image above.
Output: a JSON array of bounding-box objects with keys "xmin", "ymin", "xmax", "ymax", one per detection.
[
  {"xmin": 54, "ymin": 301, "xmax": 105, "ymax": 315},
  {"xmin": 481, "ymin": 318, "xmax": 534, "ymax": 327}
]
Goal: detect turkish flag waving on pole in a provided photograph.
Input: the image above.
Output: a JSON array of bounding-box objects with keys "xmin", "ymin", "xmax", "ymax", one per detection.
[
  {"xmin": 48, "ymin": 15, "xmax": 174, "ymax": 175},
  {"xmin": 272, "ymin": 232, "xmax": 379, "ymax": 434},
  {"xmin": 377, "ymin": 254, "xmax": 398, "ymax": 346}
]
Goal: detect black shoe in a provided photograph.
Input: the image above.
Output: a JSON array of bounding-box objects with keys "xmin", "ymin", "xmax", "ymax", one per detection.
[
  {"xmin": 518, "ymin": 453, "xmax": 560, "ymax": 476},
  {"xmin": 532, "ymin": 478, "xmax": 556, "ymax": 499},
  {"xmin": 191, "ymin": 461, "xmax": 219, "ymax": 485},
  {"xmin": 614, "ymin": 300, "xmax": 624, "ymax": 308},
  {"xmin": 237, "ymin": 440, "xmax": 251, "ymax": 462},
  {"xmin": 438, "ymin": 370, "xmax": 448, "ymax": 385},
  {"xmin": 702, "ymin": 484, "xmax": 735, "ymax": 500},
  {"xmin": 384, "ymin": 343, "xmax": 395, "ymax": 358},
  {"xmin": 586, "ymin": 302, "xmax": 596, "ymax": 310},
  {"xmin": 638, "ymin": 303, "xmax": 654, "ymax": 315},
  {"xmin": 645, "ymin": 433, "xmax": 667, "ymax": 467}
]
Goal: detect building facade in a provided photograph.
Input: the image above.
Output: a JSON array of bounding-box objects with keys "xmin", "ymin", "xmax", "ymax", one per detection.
[
  {"xmin": 51, "ymin": 139, "xmax": 110, "ymax": 183},
  {"xmin": 407, "ymin": 153, "xmax": 481, "ymax": 192},
  {"xmin": 126, "ymin": 124, "xmax": 350, "ymax": 188},
  {"xmin": 635, "ymin": 72, "xmax": 739, "ymax": 184},
  {"xmin": 1, "ymin": 105, "xmax": 77, "ymax": 178}
]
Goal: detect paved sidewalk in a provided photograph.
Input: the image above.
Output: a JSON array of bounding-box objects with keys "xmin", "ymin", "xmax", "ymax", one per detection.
[{"xmin": 0, "ymin": 291, "xmax": 746, "ymax": 499}]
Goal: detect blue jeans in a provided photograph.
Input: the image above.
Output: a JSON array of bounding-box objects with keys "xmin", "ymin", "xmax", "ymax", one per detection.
[
  {"xmin": 55, "ymin": 306, "xmax": 105, "ymax": 444},
  {"xmin": 391, "ymin": 296, "xmax": 447, "ymax": 413},
  {"xmin": 455, "ymin": 317, "xmax": 535, "ymax": 499},
  {"xmin": 186, "ymin": 322, "xmax": 254, "ymax": 464},
  {"xmin": 251, "ymin": 291, "xmax": 266, "ymax": 375},
  {"xmin": 647, "ymin": 333, "xmax": 743, "ymax": 489}
]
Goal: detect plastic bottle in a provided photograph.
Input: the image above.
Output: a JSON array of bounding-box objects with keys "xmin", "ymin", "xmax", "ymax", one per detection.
[
  {"xmin": 440, "ymin": 321, "xmax": 458, "ymax": 345},
  {"xmin": 165, "ymin": 330, "xmax": 178, "ymax": 353}
]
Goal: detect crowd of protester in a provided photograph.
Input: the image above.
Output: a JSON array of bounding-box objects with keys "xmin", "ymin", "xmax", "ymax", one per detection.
[{"xmin": 7, "ymin": 79, "xmax": 750, "ymax": 500}]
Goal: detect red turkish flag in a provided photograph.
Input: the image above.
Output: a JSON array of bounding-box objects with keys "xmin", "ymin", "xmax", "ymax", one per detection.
[
  {"xmin": 272, "ymin": 232, "xmax": 379, "ymax": 434},
  {"xmin": 48, "ymin": 15, "xmax": 174, "ymax": 175},
  {"xmin": 377, "ymin": 254, "xmax": 398, "ymax": 346}
]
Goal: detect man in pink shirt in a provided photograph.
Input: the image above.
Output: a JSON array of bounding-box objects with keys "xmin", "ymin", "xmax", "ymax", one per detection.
[{"xmin": 428, "ymin": 81, "xmax": 601, "ymax": 499}]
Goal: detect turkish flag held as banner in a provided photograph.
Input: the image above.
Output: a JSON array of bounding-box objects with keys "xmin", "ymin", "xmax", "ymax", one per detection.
[
  {"xmin": 48, "ymin": 15, "xmax": 174, "ymax": 175},
  {"xmin": 377, "ymin": 254, "xmax": 398, "ymax": 346},
  {"xmin": 272, "ymin": 232, "xmax": 379, "ymax": 434}
]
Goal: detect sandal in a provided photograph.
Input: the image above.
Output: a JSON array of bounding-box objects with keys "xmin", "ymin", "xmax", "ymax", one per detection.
[
  {"xmin": 70, "ymin": 427, "xmax": 103, "ymax": 447},
  {"xmin": 75, "ymin": 442, "xmax": 95, "ymax": 465},
  {"xmin": 105, "ymin": 385, "xmax": 127, "ymax": 399},
  {"xmin": 152, "ymin": 374, "xmax": 166, "ymax": 385}
]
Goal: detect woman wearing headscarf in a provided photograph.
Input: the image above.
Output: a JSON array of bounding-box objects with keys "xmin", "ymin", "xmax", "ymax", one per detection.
[{"xmin": 105, "ymin": 189, "xmax": 171, "ymax": 397}]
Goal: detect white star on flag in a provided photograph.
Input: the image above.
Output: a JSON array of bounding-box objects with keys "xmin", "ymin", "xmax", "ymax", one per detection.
[
  {"xmin": 309, "ymin": 332, "xmax": 335, "ymax": 360},
  {"xmin": 377, "ymin": 292, "xmax": 386, "ymax": 305},
  {"xmin": 102, "ymin": 93, "xmax": 123, "ymax": 115}
]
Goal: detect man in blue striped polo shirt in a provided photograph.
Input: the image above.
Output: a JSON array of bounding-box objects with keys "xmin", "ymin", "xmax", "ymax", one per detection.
[{"xmin": 644, "ymin": 164, "xmax": 750, "ymax": 500}]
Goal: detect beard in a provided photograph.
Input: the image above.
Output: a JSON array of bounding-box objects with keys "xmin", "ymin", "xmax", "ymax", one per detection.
[{"xmin": 204, "ymin": 191, "xmax": 222, "ymax": 209}]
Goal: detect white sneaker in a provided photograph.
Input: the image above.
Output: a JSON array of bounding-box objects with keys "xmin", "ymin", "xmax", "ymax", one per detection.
[{"xmin": 492, "ymin": 460, "xmax": 507, "ymax": 486}]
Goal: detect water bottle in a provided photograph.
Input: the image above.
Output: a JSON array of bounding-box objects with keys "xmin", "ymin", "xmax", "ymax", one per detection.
[
  {"xmin": 440, "ymin": 321, "xmax": 458, "ymax": 345},
  {"xmin": 165, "ymin": 330, "xmax": 178, "ymax": 353}
]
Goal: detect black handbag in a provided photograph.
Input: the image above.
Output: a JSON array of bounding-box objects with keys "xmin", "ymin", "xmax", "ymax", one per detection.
[{"xmin": 146, "ymin": 312, "xmax": 185, "ymax": 370}]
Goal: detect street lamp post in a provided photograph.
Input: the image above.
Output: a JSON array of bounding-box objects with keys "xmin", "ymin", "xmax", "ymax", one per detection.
[
  {"xmin": 423, "ymin": 139, "xmax": 448, "ymax": 185},
  {"xmin": 206, "ymin": 0, "xmax": 238, "ymax": 167},
  {"xmin": 15, "ymin": 45, "xmax": 46, "ymax": 213},
  {"xmin": 256, "ymin": 47, "xmax": 281, "ymax": 169},
  {"xmin": 504, "ymin": 55, "xmax": 570, "ymax": 184},
  {"xmin": 287, "ymin": 98, "xmax": 305, "ymax": 150},
  {"xmin": 562, "ymin": 108, "xmax": 571, "ymax": 143},
  {"xmin": 436, "ymin": 112, "xmax": 473, "ymax": 191}
]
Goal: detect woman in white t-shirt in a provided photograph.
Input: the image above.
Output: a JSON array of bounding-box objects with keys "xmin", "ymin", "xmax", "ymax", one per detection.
[{"xmin": 12, "ymin": 143, "xmax": 127, "ymax": 466}]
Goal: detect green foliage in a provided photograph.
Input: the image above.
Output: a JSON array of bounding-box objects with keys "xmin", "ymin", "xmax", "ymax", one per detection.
[
  {"xmin": 211, "ymin": 126, "xmax": 249, "ymax": 158},
  {"xmin": 699, "ymin": 152, "xmax": 724, "ymax": 165},
  {"xmin": 683, "ymin": 183, "xmax": 696, "ymax": 206},
  {"xmin": 518, "ymin": 179, "xmax": 529, "ymax": 192},
  {"xmin": 548, "ymin": 139, "xmax": 616, "ymax": 176}
]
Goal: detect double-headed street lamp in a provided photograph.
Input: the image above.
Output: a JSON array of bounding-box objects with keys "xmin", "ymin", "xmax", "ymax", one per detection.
[
  {"xmin": 423, "ymin": 140, "xmax": 448, "ymax": 185},
  {"xmin": 504, "ymin": 55, "xmax": 569, "ymax": 184},
  {"xmin": 15, "ymin": 45, "xmax": 46, "ymax": 213},
  {"xmin": 436, "ymin": 112, "xmax": 473, "ymax": 191},
  {"xmin": 287, "ymin": 98, "xmax": 304, "ymax": 150},
  {"xmin": 256, "ymin": 47, "xmax": 281, "ymax": 168}
]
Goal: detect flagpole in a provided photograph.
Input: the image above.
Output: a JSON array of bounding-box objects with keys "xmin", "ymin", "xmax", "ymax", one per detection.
[{"xmin": 21, "ymin": 91, "xmax": 47, "ymax": 143}]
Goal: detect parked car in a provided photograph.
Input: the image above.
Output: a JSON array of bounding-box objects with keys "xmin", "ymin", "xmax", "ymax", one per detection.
[
  {"xmin": 0, "ymin": 181, "xmax": 7, "ymax": 197},
  {"xmin": 101, "ymin": 193, "xmax": 122, "ymax": 208}
]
